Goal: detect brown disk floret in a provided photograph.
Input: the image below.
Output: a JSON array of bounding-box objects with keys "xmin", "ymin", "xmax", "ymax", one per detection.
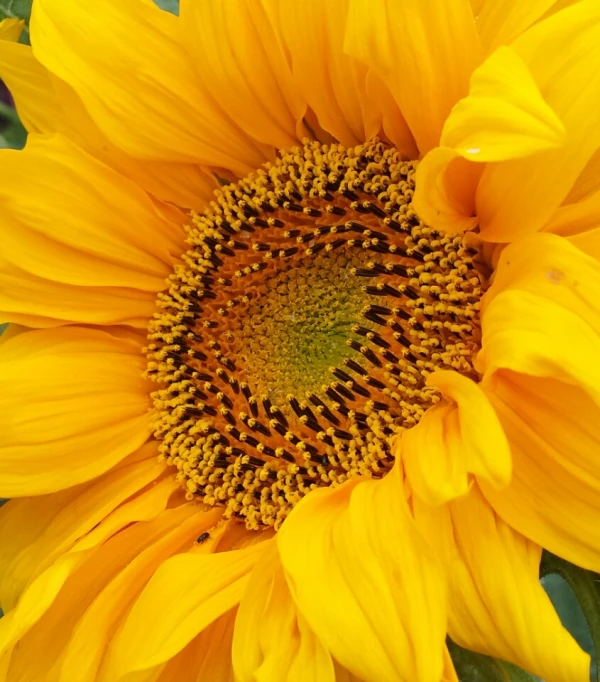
[{"xmin": 146, "ymin": 139, "xmax": 486, "ymax": 530}]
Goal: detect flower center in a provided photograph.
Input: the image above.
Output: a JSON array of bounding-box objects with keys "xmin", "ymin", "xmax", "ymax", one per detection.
[{"xmin": 146, "ymin": 139, "xmax": 486, "ymax": 530}]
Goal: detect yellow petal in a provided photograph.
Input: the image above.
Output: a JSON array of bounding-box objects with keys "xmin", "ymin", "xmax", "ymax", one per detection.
[
  {"xmin": 4, "ymin": 503, "xmax": 203, "ymax": 682},
  {"xmin": 482, "ymin": 371, "xmax": 600, "ymax": 573},
  {"xmin": 401, "ymin": 371, "xmax": 511, "ymax": 505},
  {"xmin": 100, "ymin": 541, "xmax": 266, "ymax": 682},
  {"xmin": 274, "ymin": 0, "xmax": 393, "ymax": 148},
  {"xmin": 155, "ymin": 609, "xmax": 237, "ymax": 682},
  {"xmin": 0, "ymin": 18, "xmax": 24, "ymax": 42},
  {"xmin": 413, "ymin": 147, "xmax": 481, "ymax": 234},
  {"xmin": 233, "ymin": 541, "xmax": 334, "ymax": 682},
  {"xmin": 278, "ymin": 463, "xmax": 447, "ymax": 682},
  {"xmin": 180, "ymin": 0, "xmax": 305, "ymax": 151},
  {"xmin": 0, "ymin": 40, "xmax": 61, "ymax": 133},
  {"xmin": 475, "ymin": 0, "xmax": 559, "ymax": 52},
  {"xmin": 441, "ymin": 46, "xmax": 566, "ymax": 162},
  {"xmin": 31, "ymin": 0, "xmax": 270, "ymax": 175},
  {"xmin": 0, "ymin": 257, "xmax": 154, "ymax": 329},
  {"xmin": 59, "ymin": 507, "xmax": 222, "ymax": 682},
  {"xmin": 545, "ymin": 191, "xmax": 600, "ymax": 238},
  {"xmin": 476, "ymin": 1, "xmax": 600, "ymax": 240},
  {"xmin": 0, "ymin": 474, "xmax": 181, "ymax": 668},
  {"xmin": 0, "ymin": 444, "xmax": 164, "ymax": 612},
  {"xmin": 446, "ymin": 486, "xmax": 590, "ymax": 682},
  {"xmin": 0, "ymin": 327, "xmax": 150, "ymax": 496},
  {"xmin": 479, "ymin": 233, "xmax": 600, "ymax": 405},
  {"xmin": 345, "ymin": 0, "xmax": 483, "ymax": 153},
  {"xmin": 0, "ymin": 134, "xmax": 184, "ymax": 327}
]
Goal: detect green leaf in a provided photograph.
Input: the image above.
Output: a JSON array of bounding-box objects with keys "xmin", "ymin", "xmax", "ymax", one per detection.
[
  {"xmin": 0, "ymin": 116, "xmax": 26, "ymax": 149},
  {"xmin": 448, "ymin": 641, "xmax": 542, "ymax": 682},
  {"xmin": 152, "ymin": 0, "xmax": 179, "ymax": 14},
  {"xmin": 541, "ymin": 552, "xmax": 600, "ymax": 681},
  {"xmin": 0, "ymin": 0, "xmax": 33, "ymax": 43}
]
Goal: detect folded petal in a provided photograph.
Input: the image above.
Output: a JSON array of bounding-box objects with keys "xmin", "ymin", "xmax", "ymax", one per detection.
[
  {"xmin": 0, "ymin": 327, "xmax": 150, "ymax": 496},
  {"xmin": 155, "ymin": 609, "xmax": 237, "ymax": 682},
  {"xmin": 482, "ymin": 371, "xmax": 600, "ymax": 572},
  {"xmin": 59, "ymin": 507, "xmax": 223, "ymax": 682},
  {"xmin": 0, "ymin": 134, "xmax": 184, "ymax": 327},
  {"xmin": 346, "ymin": 0, "xmax": 483, "ymax": 153},
  {"xmin": 441, "ymin": 46, "xmax": 566, "ymax": 163},
  {"xmin": 445, "ymin": 486, "xmax": 590, "ymax": 682},
  {"xmin": 31, "ymin": 0, "xmax": 270, "ymax": 174},
  {"xmin": 100, "ymin": 539, "xmax": 266, "ymax": 681},
  {"xmin": 233, "ymin": 541, "xmax": 334, "ymax": 682},
  {"xmin": 413, "ymin": 147, "xmax": 481, "ymax": 234},
  {"xmin": 0, "ymin": 473, "xmax": 183, "ymax": 670},
  {"xmin": 479, "ymin": 233, "xmax": 600, "ymax": 404},
  {"xmin": 180, "ymin": 0, "xmax": 305, "ymax": 151},
  {"xmin": 476, "ymin": 1, "xmax": 600, "ymax": 240},
  {"xmin": 477, "ymin": 232, "xmax": 600, "ymax": 570},
  {"xmin": 0, "ymin": 443, "xmax": 165, "ymax": 612},
  {"xmin": 278, "ymin": 463, "xmax": 447, "ymax": 682},
  {"xmin": 401, "ymin": 371, "xmax": 511, "ymax": 505},
  {"xmin": 3, "ymin": 503, "xmax": 205, "ymax": 682}
]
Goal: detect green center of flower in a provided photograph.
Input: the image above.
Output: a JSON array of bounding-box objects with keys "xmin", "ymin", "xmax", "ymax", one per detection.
[
  {"xmin": 145, "ymin": 139, "xmax": 486, "ymax": 530},
  {"xmin": 236, "ymin": 250, "xmax": 375, "ymax": 405}
]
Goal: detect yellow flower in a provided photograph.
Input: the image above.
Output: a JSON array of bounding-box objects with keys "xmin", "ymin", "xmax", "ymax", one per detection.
[{"xmin": 0, "ymin": 1, "xmax": 598, "ymax": 680}]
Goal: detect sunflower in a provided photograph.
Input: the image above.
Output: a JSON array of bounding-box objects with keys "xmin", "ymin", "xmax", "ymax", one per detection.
[{"xmin": 0, "ymin": 1, "xmax": 599, "ymax": 680}]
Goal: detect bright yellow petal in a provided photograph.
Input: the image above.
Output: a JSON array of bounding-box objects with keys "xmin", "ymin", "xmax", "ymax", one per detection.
[
  {"xmin": 278, "ymin": 463, "xmax": 447, "ymax": 682},
  {"xmin": 478, "ymin": 234, "xmax": 600, "ymax": 404},
  {"xmin": 0, "ymin": 134, "xmax": 184, "ymax": 327},
  {"xmin": 0, "ymin": 41, "xmax": 218, "ymax": 209},
  {"xmin": 0, "ymin": 473, "xmax": 181, "ymax": 669},
  {"xmin": 0, "ymin": 257, "xmax": 154, "ymax": 329},
  {"xmin": 476, "ymin": 1, "xmax": 600, "ymax": 240},
  {"xmin": 545, "ymin": 191, "xmax": 600, "ymax": 238},
  {"xmin": 100, "ymin": 541, "xmax": 266, "ymax": 682},
  {"xmin": 0, "ymin": 40, "xmax": 61, "ymax": 133},
  {"xmin": 180, "ymin": 0, "xmax": 305, "ymax": 151},
  {"xmin": 155, "ymin": 609, "xmax": 237, "ymax": 682},
  {"xmin": 401, "ymin": 371, "xmax": 511, "ymax": 505},
  {"xmin": 345, "ymin": 0, "xmax": 483, "ymax": 153},
  {"xmin": 273, "ymin": 0, "xmax": 406, "ymax": 149},
  {"xmin": 4, "ymin": 503, "xmax": 202, "ymax": 682},
  {"xmin": 482, "ymin": 370, "xmax": 600, "ymax": 572},
  {"xmin": 475, "ymin": 0, "xmax": 559, "ymax": 52},
  {"xmin": 0, "ymin": 18, "xmax": 24, "ymax": 42},
  {"xmin": 233, "ymin": 541, "xmax": 334, "ymax": 682},
  {"xmin": 0, "ymin": 444, "xmax": 165, "ymax": 612},
  {"xmin": 59, "ymin": 507, "xmax": 222, "ymax": 682},
  {"xmin": 413, "ymin": 147, "xmax": 481, "ymax": 234},
  {"xmin": 31, "ymin": 0, "xmax": 270, "ymax": 175},
  {"xmin": 445, "ymin": 486, "xmax": 589, "ymax": 682},
  {"xmin": 441, "ymin": 46, "xmax": 566, "ymax": 162},
  {"xmin": 49, "ymin": 74, "xmax": 219, "ymax": 209},
  {"xmin": 0, "ymin": 327, "xmax": 150, "ymax": 496}
]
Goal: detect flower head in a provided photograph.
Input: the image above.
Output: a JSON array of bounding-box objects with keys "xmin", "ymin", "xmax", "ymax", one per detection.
[{"xmin": 0, "ymin": 1, "xmax": 599, "ymax": 681}]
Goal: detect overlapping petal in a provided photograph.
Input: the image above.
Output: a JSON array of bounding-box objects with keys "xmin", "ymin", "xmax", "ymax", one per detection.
[
  {"xmin": 401, "ymin": 370, "xmax": 510, "ymax": 505},
  {"xmin": 478, "ymin": 233, "xmax": 600, "ymax": 570},
  {"xmin": 31, "ymin": 0, "xmax": 271, "ymax": 175},
  {"xmin": 0, "ymin": 134, "xmax": 184, "ymax": 327},
  {"xmin": 233, "ymin": 541, "xmax": 334, "ymax": 682},
  {"xmin": 278, "ymin": 463, "xmax": 448, "ymax": 682},
  {"xmin": 346, "ymin": 0, "xmax": 483, "ymax": 153},
  {"xmin": 417, "ymin": 489, "xmax": 590, "ymax": 682},
  {"xmin": 0, "ymin": 327, "xmax": 150, "ymax": 496}
]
